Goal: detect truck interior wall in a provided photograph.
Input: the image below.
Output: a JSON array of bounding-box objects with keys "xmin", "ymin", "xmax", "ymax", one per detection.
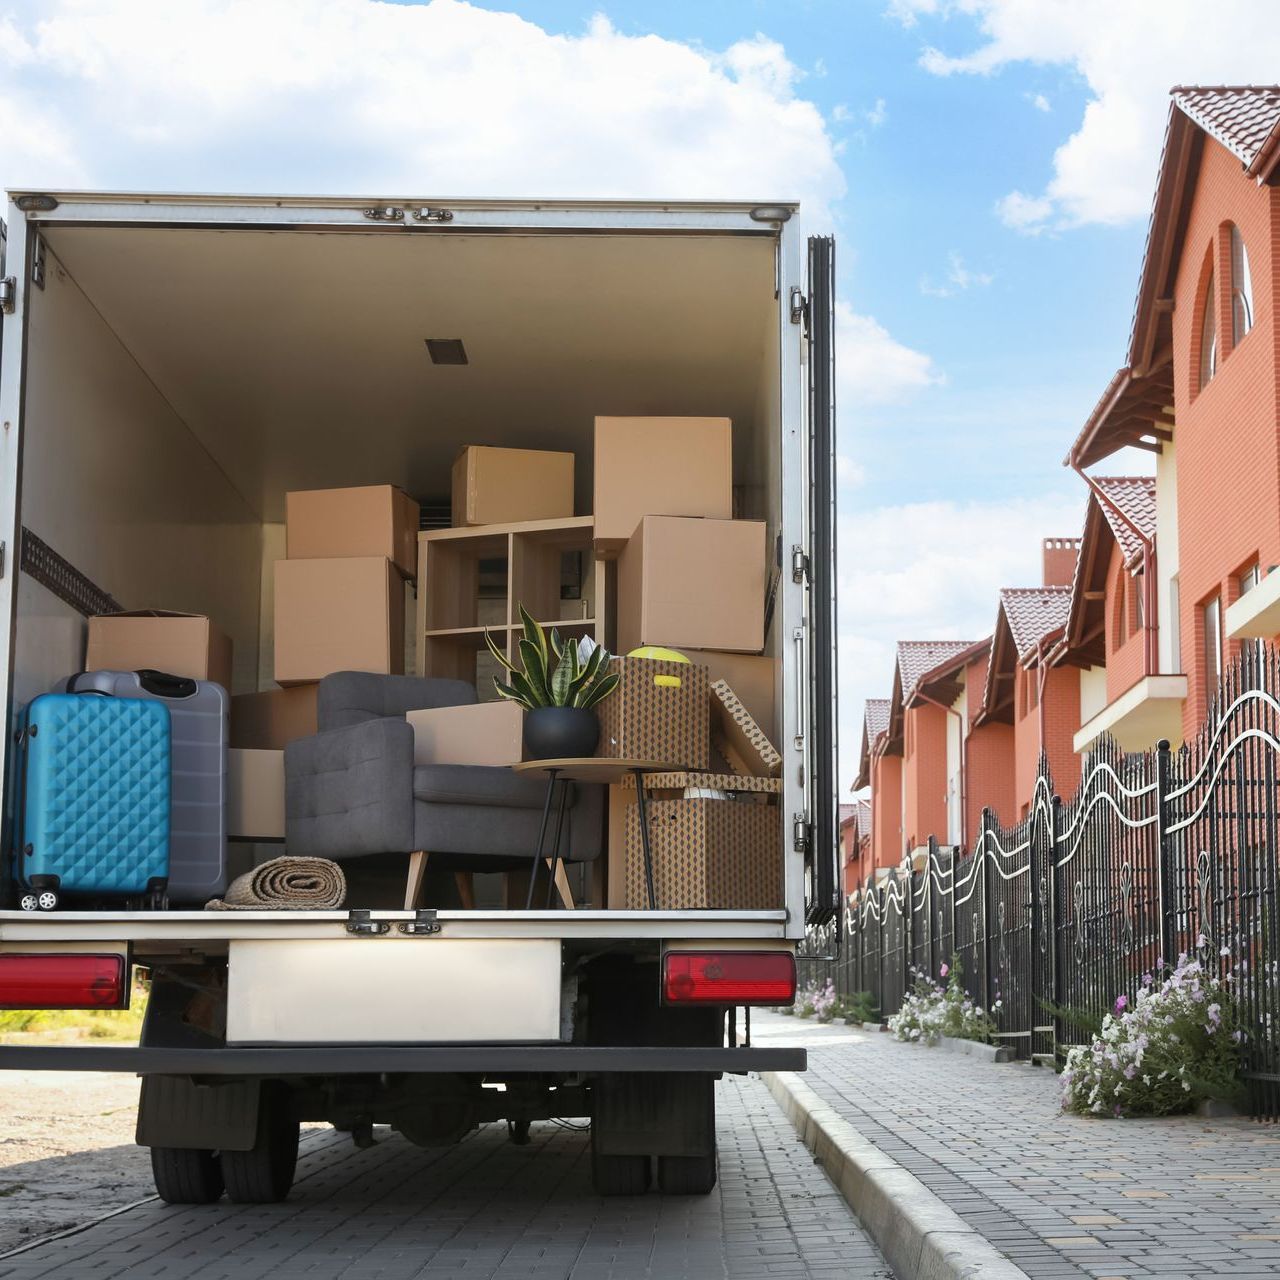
[{"xmin": 14, "ymin": 246, "xmax": 262, "ymax": 706}]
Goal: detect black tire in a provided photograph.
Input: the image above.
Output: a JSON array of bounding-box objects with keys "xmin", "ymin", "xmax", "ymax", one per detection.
[
  {"xmin": 151, "ymin": 1146, "xmax": 224, "ymax": 1204},
  {"xmin": 220, "ymin": 1085, "xmax": 299, "ymax": 1204},
  {"xmin": 657, "ymin": 1151, "xmax": 717, "ymax": 1195},
  {"xmin": 508, "ymin": 1119, "xmax": 532, "ymax": 1146},
  {"xmin": 591, "ymin": 1146, "xmax": 651, "ymax": 1196}
]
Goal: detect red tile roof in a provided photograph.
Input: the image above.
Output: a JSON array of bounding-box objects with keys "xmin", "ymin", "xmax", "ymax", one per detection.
[
  {"xmin": 1172, "ymin": 85, "xmax": 1280, "ymax": 176},
  {"xmin": 896, "ymin": 640, "xmax": 981, "ymax": 705},
  {"xmin": 999, "ymin": 587, "xmax": 1073, "ymax": 661},
  {"xmin": 853, "ymin": 697, "xmax": 892, "ymax": 790},
  {"xmin": 1092, "ymin": 476, "xmax": 1157, "ymax": 568}
]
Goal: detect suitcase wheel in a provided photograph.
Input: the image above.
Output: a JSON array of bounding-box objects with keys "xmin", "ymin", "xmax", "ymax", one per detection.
[
  {"xmin": 37, "ymin": 890, "xmax": 58, "ymax": 912},
  {"xmin": 19, "ymin": 893, "xmax": 38, "ymax": 912}
]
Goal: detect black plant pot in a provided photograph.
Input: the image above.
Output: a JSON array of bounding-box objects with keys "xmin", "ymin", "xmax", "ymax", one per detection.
[{"xmin": 523, "ymin": 706, "xmax": 600, "ymax": 760}]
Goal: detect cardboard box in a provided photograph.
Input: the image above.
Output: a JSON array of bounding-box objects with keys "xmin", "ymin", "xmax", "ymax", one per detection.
[
  {"xmin": 286, "ymin": 485, "xmax": 420, "ymax": 579},
  {"xmin": 228, "ymin": 748, "xmax": 285, "ymax": 841},
  {"xmin": 596, "ymin": 656, "xmax": 709, "ymax": 769},
  {"xmin": 230, "ymin": 686, "xmax": 319, "ymax": 750},
  {"xmin": 274, "ymin": 557, "xmax": 404, "ymax": 686},
  {"xmin": 86, "ymin": 611, "xmax": 233, "ymax": 691},
  {"xmin": 408, "ymin": 701, "xmax": 525, "ymax": 767},
  {"xmin": 617, "ymin": 517, "xmax": 766, "ymax": 654},
  {"xmin": 623, "ymin": 797, "xmax": 782, "ymax": 910},
  {"xmin": 593, "ymin": 416, "xmax": 732, "ymax": 557},
  {"xmin": 680, "ymin": 650, "xmax": 778, "ymax": 745},
  {"xmin": 452, "ymin": 446, "xmax": 574, "ymax": 527},
  {"xmin": 710, "ymin": 679, "xmax": 781, "ymax": 778}
]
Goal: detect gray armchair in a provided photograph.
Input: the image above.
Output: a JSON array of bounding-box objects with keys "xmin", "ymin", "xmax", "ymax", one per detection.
[{"xmin": 284, "ymin": 673, "xmax": 604, "ymax": 908}]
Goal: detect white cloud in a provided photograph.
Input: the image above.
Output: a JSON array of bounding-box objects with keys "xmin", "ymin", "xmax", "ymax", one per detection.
[
  {"xmin": 0, "ymin": 0, "xmax": 847, "ymax": 224},
  {"xmin": 836, "ymin": 454, "xmax": 867, "ymax": 487},
  {"xmin": 836, "ymin": 301, "xmax": 942, "ymax": 407},
  {"xmin": 865, "ymin": 97, "xmax": 888, "ymax": 127},
  {"xmin": 835, "ymin": 488, "xmax": 1085, "ymax": 788},
  {"xmin": 892, "ymin": 0, "xmax": 1280, "ymax": 228},
  {"xmin": 920, "ymin": 250, "xmax": 994, "ymax": 296},
  {"xmin": 995, "ymin": 189, "xmax": 1055, "ymax": 234},
  {"xmin": 1029, "ymin": 92, "xmax": 1050, "ymax": 113}
]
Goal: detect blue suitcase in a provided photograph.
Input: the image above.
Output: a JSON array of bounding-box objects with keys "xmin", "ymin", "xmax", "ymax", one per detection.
[{"xmin": 16, "ymin": 692, "xmax": 171, "ymax": 911}]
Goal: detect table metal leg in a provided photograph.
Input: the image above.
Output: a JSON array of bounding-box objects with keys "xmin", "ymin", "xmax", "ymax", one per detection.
[
  {"xmin": 545, "ymin": 779, "xmax": 570, "ymax": 909},
  {"xmin": 633, "ymin": 768, "xmax": 657, "ymax": 910},
  {"xmin": 525, "ymin": 770, "xmax": 559, "ymax": 911}
]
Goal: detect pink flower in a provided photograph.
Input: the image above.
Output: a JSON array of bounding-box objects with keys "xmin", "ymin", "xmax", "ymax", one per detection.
[
  {"xmin": 939, "ymin": 964, "xmax": 949, "ymax": 978},
  {"xmin": 1114, "ymin": 995, "xmax": 1128, "ymax": 1014}
]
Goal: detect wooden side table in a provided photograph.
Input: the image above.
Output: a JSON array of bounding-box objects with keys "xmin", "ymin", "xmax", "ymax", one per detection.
[{"xmin": 511, "ymin": 758, "xmax": 672, "ymax": 910}]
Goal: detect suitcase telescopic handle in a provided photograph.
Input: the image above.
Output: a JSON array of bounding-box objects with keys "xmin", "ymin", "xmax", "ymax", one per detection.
[{"xmin": 135, "ymin": 669, "xmax": 199, "ymax": 699}]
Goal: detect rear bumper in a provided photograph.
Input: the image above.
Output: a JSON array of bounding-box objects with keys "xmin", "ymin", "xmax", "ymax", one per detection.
[{"xmin": 0, "ymin": 1043, "xmax": 805, "ymax": 1075}]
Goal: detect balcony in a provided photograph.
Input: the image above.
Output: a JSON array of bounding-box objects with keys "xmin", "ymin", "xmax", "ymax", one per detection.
[
  {"xmin": 1073, "ymin": 674, "xmax": 1189, "ymax": 753},
  {"xmin": 1226, "ymin": 570, "xmax": 1280, "ymax": 640}
]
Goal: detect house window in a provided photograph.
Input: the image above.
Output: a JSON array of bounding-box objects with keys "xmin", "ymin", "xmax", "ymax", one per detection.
[
  {"xmin": 1203, "ymin": 595, "xmax": 1223, "ymax": 691},
  {"xmin": 1239, "ymin": 563, "xmax": 1260, "ymax": 596},
  {"xmin": 1231, "ymin": 224, "xmax": 1254, "ymax": 346},
  {"xmin": 1199, "ymin": 268, "xmax": 1218, "ymax": 389},
  {"xmin": 1133, "ymin": 573, "xmax": 1144, "ymax": 633}
]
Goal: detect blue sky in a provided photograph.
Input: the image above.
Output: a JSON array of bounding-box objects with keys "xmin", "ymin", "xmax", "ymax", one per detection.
[{"xmin": 1, "ymin": 0, "xmax": 1275, "ymax": 788}]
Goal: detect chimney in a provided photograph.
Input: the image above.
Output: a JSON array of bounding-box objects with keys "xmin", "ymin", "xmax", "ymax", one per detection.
[{"xmin": 1042, "ymin": 537, "xmax": 1081, "ymax": 588}]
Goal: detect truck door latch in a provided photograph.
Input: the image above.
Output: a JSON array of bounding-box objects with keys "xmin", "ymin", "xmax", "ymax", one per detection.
[
  {"xmin": 345, "ymin": 908, "xmax": 390, "ymax": 936},
  {"xmin": 412, "ymin": 207, "xmax": 454, "ymax": 223},
  {"xmin": 398, "ymin": 908, "xmax": 441, "ymax": 936},
  {"xmin": 0, "ymin": 277, "xmax": 15, "ymax": 313},
  {"xmin": 362, "ymin": 206, "xmax": 405, "ymax": 222}
]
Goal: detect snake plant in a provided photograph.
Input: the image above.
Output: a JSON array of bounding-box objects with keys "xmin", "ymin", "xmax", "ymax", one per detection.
[{"xmin": 487, "ymin": 605, "xmax": 620, "ymax": 711}]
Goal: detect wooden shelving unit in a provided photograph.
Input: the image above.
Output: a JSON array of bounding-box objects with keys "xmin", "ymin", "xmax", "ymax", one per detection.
[{"xmin": 415, "ymin": 516, "xmax": 607, "ymax": 693}]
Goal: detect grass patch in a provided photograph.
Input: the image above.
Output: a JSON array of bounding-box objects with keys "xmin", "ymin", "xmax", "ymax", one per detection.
[
  {"xmin": 0, "ymin": 1185, "xmax": 26, "ymax": 1197},
  {"xmin": 0, "ymin": 978, "xmax": 148, "ymax": 1044}
]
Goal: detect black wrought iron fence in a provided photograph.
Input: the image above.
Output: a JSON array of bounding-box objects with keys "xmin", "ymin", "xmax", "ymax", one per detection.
[{"xmin": 800, "ymin": 644, "xmax": 1280, "ymax": 1118}]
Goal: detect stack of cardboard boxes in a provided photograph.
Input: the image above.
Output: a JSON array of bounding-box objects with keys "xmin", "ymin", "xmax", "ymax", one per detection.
[{"xmin": 593, "ymin": 416, "xmax": 781, "ymax": 910}]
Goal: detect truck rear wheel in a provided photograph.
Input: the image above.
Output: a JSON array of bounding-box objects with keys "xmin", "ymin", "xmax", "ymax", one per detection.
[
  {"xmin": 657, "ymin": 1151, "xmax": 717, "ymax": 1195},
  {"xmin": 220, "ymin": 1084, "xmax": 299, "ymax": 1204},
  {"xmin": 150, "ymin": 1146, "xmax": 224, "ymax": 1204}
]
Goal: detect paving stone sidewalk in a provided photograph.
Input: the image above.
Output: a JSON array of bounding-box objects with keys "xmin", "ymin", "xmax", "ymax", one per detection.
[
  {"xmin": 0, "ymin": 1072, "xmax": 891, "ymax": 1280},
  {"xmin": 753, "ymin": 1010, "xmax": 1280, "ymax": 1280}
]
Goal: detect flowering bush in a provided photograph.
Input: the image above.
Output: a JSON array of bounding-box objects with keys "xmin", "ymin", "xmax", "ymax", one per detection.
[
  {"xmin": 887, "ymin": 962, "xmax": 998, "ymax": 1045},
  {"xmin": 1060, "ymin": 954, "xmax": 1240, "ymax": 1118},
  {"xmin": 794, "ymin": 978, "xmax": 838, "ymax": 1022}
]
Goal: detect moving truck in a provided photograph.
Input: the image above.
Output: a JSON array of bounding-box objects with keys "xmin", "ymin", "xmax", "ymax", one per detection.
[{"xmin": 0, "ymin": 193, "xmax": 838, "ymax": 1199}]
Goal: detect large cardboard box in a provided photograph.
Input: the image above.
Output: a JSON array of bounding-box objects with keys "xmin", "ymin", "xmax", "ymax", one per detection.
[
  {"xmin": 617, "ymin": 517, "xmax": 766, "ymax": 654},
  {"xmin": 86, "ymin": 611, "xmax": 233, "ymax": 691},
  {"xmin": 230, "ymin": 686, "xmax": 319, "ymax": 750},
  {"xmin": 593, "ymin": 416, "xmax": 732, "ymax": 557},
  {"xmin": 286, "ymin": 485, "xmax": 420, "ymax": 579},
  {"xmin": 408, "ymin": 701, "xmax": 525, "ymax": 767},
  {"xmin": 228, "ymin": 748, "xmax": 285, "ymax": 842},
  {"xmin": 624, "ymin": 798, "xmax": 782, "ymax": 910},
  {"xmin": 452, "ymin": 446, "xmax": 574, "ymax": 527},
  {"xmin": 274, "ymin": 557, "xmax": 404, "ymax": 686},
  {"xmin": 679, "ymin": 650, "xmax": 778, "ymax": 745},
  {"xmin": 596, "ymin": 656, "xmax": 709, "ymax": 769}
]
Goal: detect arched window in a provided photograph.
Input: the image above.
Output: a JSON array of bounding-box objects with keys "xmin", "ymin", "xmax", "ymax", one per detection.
[
  {"xmin": 1231, "ymin": 224, "xmax": 1254, "ymax": 345},
  {"xmin": 1199, "ymin": 267, "xmax": 1217, "ymax": 390}
]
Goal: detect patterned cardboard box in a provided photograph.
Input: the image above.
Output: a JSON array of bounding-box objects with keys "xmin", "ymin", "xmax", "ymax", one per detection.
[
  {"xmin": 620, "ymin": 771, "xmax": 780, "ymax": 794},
  {"xmin": 623, "ymin": 797, "xmax": 782, "ymax": 910},
  {"xmin": 710, "ymin": 679, "xmax": 781, "ymax": 778},
  {"xmin": 595, "ymin": 657, "xmax": 709, "ymax": 769}
]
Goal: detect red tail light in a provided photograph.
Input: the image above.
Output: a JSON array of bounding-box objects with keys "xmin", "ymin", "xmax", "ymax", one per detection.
[
  {"xmin": 663, "ymin": 951, "xmax": 796, "ymax": 1005},
  {"xmin": 0, "ymin": 954, "xmax": 127, "ymax": 1010}
]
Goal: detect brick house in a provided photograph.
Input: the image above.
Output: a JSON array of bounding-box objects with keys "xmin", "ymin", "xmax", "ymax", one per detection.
[
  {"xmin": 975, "ymin": 541, "xmax": 1083, "ymax": 812},
  {"xmin": 854, "ymin": 698, "xmax": 899, "ymax": 869},
  {"xmin": 1065, "ymin": 86, "xmax": 1280, "ymax": 740},
  {"xmin": 840, "ymin": 798, "xmax": 872, "ymax": 897}
]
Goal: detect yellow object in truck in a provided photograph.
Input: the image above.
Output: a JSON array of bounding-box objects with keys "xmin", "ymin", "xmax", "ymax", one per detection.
[{"xmin": 627, "ymin": 645, "xmax": 691, "ymax": 687}]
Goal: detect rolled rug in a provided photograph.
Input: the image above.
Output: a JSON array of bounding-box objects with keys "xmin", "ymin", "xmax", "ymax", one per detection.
[{"xmin": 206, "ymin": 856, "xmax": 346, "ymax": 911}]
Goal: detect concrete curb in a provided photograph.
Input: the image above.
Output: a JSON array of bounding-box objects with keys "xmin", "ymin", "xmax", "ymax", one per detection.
[
  {"xmin": 762, "ymin": 1070, "xmax": 1029, "ymax": 1280},
  {"xmin": 935, "ymin": 1036, "xmax": 1014, "ymax": 1063}
]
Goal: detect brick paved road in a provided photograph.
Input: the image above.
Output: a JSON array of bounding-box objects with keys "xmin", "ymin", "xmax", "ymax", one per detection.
[
  {"xmin": 756, "ymin": 1011, "xmax": 1280, "ymax": 1280},
  {"xmin": 0, "ymin": 1073, "xmax": 890, "ymax": 1280}
]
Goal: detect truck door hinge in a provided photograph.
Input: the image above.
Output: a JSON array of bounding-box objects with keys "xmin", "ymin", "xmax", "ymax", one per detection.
[
  {"xmin": 412, "ymin": 207, "xmax": 454, "ymax": 224},
  {"xmin": 30, "ymin": 235, "xmax": 44, "ymax": 290},
  {"xmin": 789, "ymin": 286, "xmax": 808, "ymax": 330},
  {"xmin": 0, "ymin": 277, "xmax": 15, "ymax": 313},
  {"xmin": 398, "ymin": 908, "xmax": 441, "ymax": 936},
  {"xmin": 791, "ymin": 545, "xmax": 810, "ymax": 584},
  {"xmin": 362, "ymin": 205, "xmax": 405, "ymax": 223},
  {"xmin": 793, "ymin": 814, "xmax": 811, "ymax": 854},
  {"xmin": 345, "ymin": 908, "xmax": 390, "ymax": 936}
]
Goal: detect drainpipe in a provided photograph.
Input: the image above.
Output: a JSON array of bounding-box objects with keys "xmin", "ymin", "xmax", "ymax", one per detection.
[
  {"xmin": 1071, "ymin": 462, "xmax": 1159, "ymax": 677},
  {"xmin": 913, "ymin": 690, "xmax": 966, "ymax": 850}
]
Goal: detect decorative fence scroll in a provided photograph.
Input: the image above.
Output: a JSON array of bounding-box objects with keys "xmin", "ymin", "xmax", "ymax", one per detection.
[{"xmin": 801, "ymin": 644, "xmax": 1280, "ymax": 1118}]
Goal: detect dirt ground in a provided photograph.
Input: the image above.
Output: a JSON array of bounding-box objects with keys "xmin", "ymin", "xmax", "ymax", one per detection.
[{"xmin": 0, "ymin": 1071, "xmax": 151, "ymax": 1255}]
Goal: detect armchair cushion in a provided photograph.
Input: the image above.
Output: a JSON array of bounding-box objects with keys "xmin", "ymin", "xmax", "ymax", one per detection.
[
  {"xmin": 412, "ymin": 764, "xmax": 570, "ymax": 810},
  {"xmin": 318, "ymin": 672, "xmax": 477, "ymax": 730}
]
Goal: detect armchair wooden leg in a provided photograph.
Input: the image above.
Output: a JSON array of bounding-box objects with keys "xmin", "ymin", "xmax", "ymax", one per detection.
[
  {"xmin": 549, "ymin": 859, "xmax": 576, "ymax": 911},
  {"xmin": 405, "ymin": 851, "xmax": 429, "ymax": 910},
  {"xmin": 454, "ymin": 872, "xmax": 476, "ymax": 910}
]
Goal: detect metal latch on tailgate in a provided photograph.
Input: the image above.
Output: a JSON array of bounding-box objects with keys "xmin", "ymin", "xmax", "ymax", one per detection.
[
  {"xmin": 398, "ymin": 909, "xmax": 441, "ymax": 937},
  {"xmin": 345, "ymin": 909, "xmax": 390, "ymax": 936},
  {"xmin": 0, "ymin": 277, "xmax": 15, "ymax": 313}
]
